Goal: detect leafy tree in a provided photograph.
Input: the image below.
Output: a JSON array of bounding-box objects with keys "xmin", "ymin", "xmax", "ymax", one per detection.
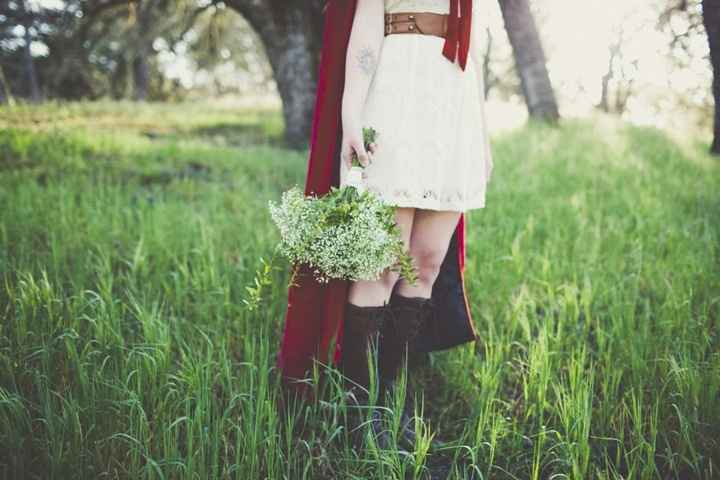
[
  {"xmin": 75, "ymin": 0, "xmax": 216, "ymax": 100},
  {"xmin": 659, "ymin": 0, "xmax": 718, "ymax": 155},
  {"xmin": 0, "ymin": 0, "xmax": 219, "ymax": 101},
  {"xmin": 0, "ymin": 0, "xmax": 62, "ymax": 102}
]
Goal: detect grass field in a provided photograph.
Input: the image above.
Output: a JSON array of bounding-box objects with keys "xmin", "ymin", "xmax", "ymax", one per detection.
[{"xmin": 1, "ymin": 101, "xmax": 719, "ymax": 479}]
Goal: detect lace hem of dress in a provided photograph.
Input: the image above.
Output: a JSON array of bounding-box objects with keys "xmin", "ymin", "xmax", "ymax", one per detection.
[{"xmin": 362, "ymin": 182, "xmax": 487, "ymax": 212}]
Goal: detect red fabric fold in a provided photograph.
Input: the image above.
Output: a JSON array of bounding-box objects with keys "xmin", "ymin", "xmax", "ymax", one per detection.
[{"xmin": 442, "ymin": 0, "xmax": 472, "ymax": 70}]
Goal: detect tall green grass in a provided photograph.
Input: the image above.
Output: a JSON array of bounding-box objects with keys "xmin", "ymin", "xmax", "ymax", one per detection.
[{"xmin": 0, "ymin": 104, "xmax": 718, "ymax": 479}]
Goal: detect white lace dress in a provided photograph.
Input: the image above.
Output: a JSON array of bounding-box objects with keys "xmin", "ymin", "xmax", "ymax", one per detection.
[{"xmin": 339, "ymin": 0, "xmax": 494, "ymax": 212}]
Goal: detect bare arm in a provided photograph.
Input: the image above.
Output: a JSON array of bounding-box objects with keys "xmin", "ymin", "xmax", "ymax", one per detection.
[
  {"xmin": 469, "ymin": 3, "xmax": 495, "ymax": 182},
  {"xmin": 469, "ymin": 2, "xmax": 487, "ymax": 100},
  {"xmin": 340, "ymin": 0, "xmax": 385, "ymax": 169}
]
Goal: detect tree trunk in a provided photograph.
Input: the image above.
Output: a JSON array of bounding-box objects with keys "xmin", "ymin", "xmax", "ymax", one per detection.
[
  {"xmin": 598, "ymin": 32, "xmax": 623, "ymax": 114},
  {"xmin": 224, "ymin": 0, "xmax": 324, "ymax": 150},
  {"xmin": 0, "ymin": 65, "xmax": 14, "ymax": 106},
  {"xmin": 132, "ymin": 1, "xmax": 155, "ymax": 102},
  {"xmin": 598, "ymin": 44, "xmax": 617, "ymax": 113},
  {"xmin": 498, "ymin": 0, "xmax": 559, "ymax": 122},
  {"xmin": 262, "ymin": 18, "xmax": 319, "ymax": 150},
  {"xmin": 703, "ymin": 0, "xmax": 720, "ymax": 155},
  {"xmin": 110, "ymin": 56, "xmax": 129, "ymax": 99},
  {"xmin": 133, "ymin": 53, "xmax": 150, "ymax": 101},
  {"xmin": 20, "ymin": 1, "xmax": 41, "ymax": 103}
]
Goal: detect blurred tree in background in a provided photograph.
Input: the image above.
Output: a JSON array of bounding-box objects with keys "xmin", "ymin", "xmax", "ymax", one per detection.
[
  {"xmin": 0, "ymin": 0, "xmax": 63, "ymax": 102},
  {"xmin": 658, "ymin": 0, "xmax": 718, "ymax": 154}
]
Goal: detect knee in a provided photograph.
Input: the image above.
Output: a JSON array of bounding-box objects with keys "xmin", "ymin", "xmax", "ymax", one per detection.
[
  {"xmin": 411, "ymin": 246, "xmax": 445, "ymax": 286},
  {"xmin": 379, "ymin": 268, "xmax": 401, "ymax": 295}
]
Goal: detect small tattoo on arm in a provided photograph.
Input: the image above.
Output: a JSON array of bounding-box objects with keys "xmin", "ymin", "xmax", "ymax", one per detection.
[{"xmin": 357, "ymin": 47, "xmax": 377, "ymax": 76}]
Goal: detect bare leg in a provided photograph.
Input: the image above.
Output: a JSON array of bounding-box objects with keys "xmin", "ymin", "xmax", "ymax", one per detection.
[
  {"xmin": 395, "ymin": 208, "xmax": 462, "ymax": 298},
  {"xmin": 347, "ymin": 206, "xmax": 416, "ymax": 306}
]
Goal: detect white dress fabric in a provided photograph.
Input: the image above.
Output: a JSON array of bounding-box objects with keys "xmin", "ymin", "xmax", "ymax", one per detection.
[{"xmin": 339, "ymin": 0, "xmax": 494, "ymax": 212}]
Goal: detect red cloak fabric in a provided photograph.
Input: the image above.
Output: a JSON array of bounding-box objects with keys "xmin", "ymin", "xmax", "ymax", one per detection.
[{"xmin": 276, "ymin": 0, "xmax": 479, "ymax": 393}]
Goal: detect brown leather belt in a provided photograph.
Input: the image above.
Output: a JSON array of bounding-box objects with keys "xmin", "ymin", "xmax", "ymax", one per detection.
[{"xmin": 384, "ymin": 12, "xmax": 448, "ymax": 39}]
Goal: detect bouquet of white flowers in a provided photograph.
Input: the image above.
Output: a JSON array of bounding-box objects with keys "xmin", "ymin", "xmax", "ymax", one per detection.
[{"xmin": 268, "ymin": 126, "xmax": 417, "ymax": 286}]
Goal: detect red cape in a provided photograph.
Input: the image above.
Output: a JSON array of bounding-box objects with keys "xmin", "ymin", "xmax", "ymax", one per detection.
[{"xmin": 276, "ymin": 0, "xmax": 479, "ymax": 393}]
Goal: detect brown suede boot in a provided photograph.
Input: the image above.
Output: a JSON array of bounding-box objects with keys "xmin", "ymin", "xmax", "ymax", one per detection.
[
  {"xmin": 380, "ymin": 292, "xmax": 450, "ymax": 453},
  {"xmin": 378, "ymin": 292, "xmax": 429, "ymax": 391},
  {"xmin": 338, "ymin": 300, "xmax": 394, "ymax": 449}
]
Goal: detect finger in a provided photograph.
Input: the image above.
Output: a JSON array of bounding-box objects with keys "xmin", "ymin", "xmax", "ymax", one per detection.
[
  {"xmin": 350, "ymin": 144, "xmax": 364, "ymax": 167},
  {"xmin": 358, "ymin": 148, "xmax": 369, "ymax": 167},
  {"xmin": 369, "ymin": 142, "xmax": 377, "ymax": 153},
  {"xmin": 349, "ymin": 141, "xmax": 363, "ymax": 166},
  {"xmin": 349, "ymin": 145, "xmax": 358, "ymax": 166}
]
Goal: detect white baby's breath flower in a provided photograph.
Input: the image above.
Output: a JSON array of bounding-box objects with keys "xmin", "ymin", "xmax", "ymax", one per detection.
[{"xmin": 268, "ymin": 183, "xmax": 410, "ymax": 284}]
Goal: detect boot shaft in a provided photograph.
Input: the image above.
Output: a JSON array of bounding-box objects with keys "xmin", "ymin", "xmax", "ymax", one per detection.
[
  {"xmin": 379, "ymin": 292, "xmax": 434, "ymax": 388},
  {"xmin": 339, "ymin": 301, "xmax": 389, "ymax": 399}
]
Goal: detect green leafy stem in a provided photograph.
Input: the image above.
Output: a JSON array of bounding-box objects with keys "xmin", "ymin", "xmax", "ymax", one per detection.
[{"xmin": 350, "ymin": 126, "xmax": 378, "ymax": 167}]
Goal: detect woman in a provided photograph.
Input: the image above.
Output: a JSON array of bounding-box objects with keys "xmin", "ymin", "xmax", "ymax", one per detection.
[{"xmin": 277, "ymin": 0, "xmax": 493, "ymax": 447}]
